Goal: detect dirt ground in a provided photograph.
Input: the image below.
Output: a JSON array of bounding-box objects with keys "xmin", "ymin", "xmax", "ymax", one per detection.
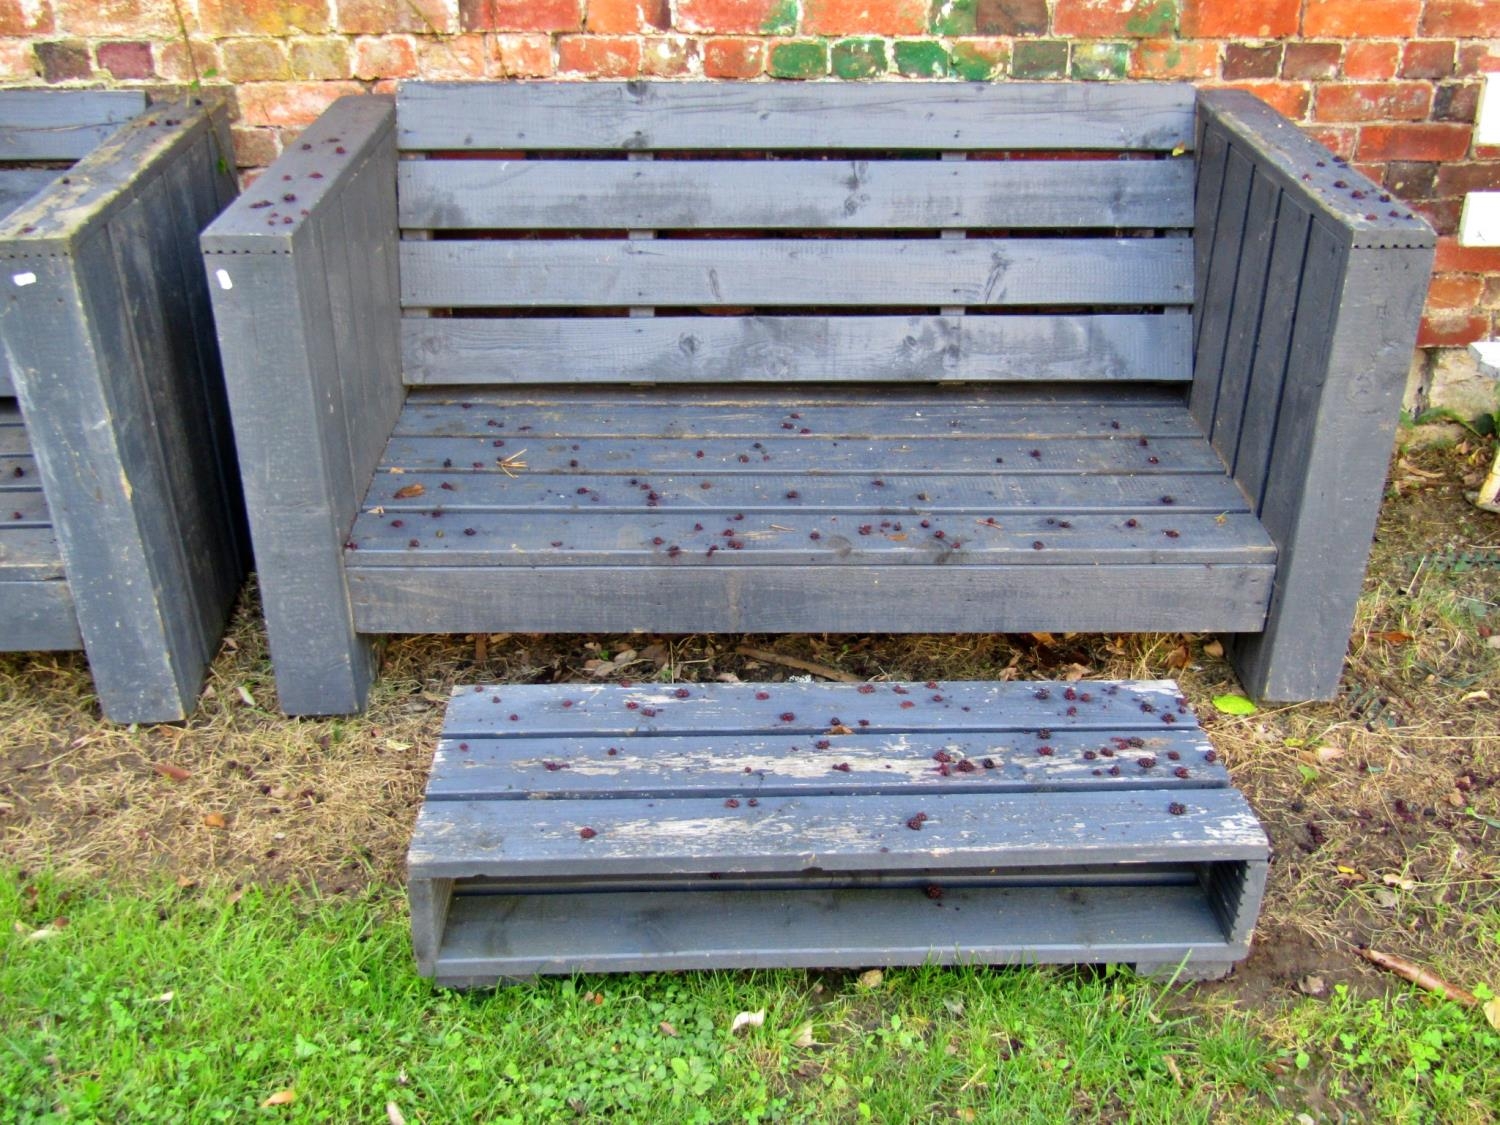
[{"xmin": 2, "ymin": 433, "xmax": 1497, "ymax": 1004}]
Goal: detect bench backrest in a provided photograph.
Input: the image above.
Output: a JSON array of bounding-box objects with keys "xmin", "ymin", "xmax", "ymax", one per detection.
[{"xmin": 394, "ymin": 81, "xmax": 1197, "ymax": 387}]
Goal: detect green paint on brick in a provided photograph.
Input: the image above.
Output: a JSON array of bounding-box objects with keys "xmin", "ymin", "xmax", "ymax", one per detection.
[
  {"xmin": 930, "ymin": 0, "xmax": 974, "ymax": 36},
  {"xmin": 950, "ymin": 40, "xmax": 1007, "ymax": 81},
  {"xmin": 1070, "ymin": 41, "xmax": 1128, "ymax": 80},
  {"xmin": 1011, "ymin": 40, "xmax": 1067, "ymax": 79},
  {"xmin": 893, "ymin": 40, "xmax": 949, "ymax": 78},
  {"xmin": 760, "ymin": 0, "xmax": 799, "ymax": 35},
  {"xmin": 1124, "ymin": 0, "xmax": 1177, "ymax": 37},
  {"xmin": 832, "ymin": 38, "xmax": 888, "ymax": 79},
  {"xmin": 769, "ymin": 40, "xmax": 828, "ymax": 78}
]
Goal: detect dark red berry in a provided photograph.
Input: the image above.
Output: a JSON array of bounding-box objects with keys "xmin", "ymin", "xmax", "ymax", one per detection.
[
  {"xmin": 780, "ymin": 712, "xmax": 796, "ymax": 722},
  {"xmin": 755, "ymin": 691, "xmax": 770, "ymax": 700},
  {"xmin": 579, "ymin": 826, "xmax": 597, "ymax": 839},
  {"xmin": 1167, "ymin": 803, "xmax": 1186, "ymax": 816},
  {"xmin": 724, "ymin": 798, "xmax": 740, "ymax": 808}
]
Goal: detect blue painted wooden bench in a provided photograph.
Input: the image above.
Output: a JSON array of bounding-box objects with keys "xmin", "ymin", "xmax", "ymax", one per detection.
[
  {"xmin": 408, "ymin": 679, "xmax": 1268, "ymax": 984},
  {"xmin": 0, "ymin": 92, "xmax": 247, "ymax": 723},
  {"xmin": 201, "ymin": 82, "xmax": 1435, "ymax": 717}
]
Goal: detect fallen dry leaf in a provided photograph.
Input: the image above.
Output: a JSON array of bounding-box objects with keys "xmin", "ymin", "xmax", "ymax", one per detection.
[
  {"xmin": 1203, "ymin": 639, "xmax": 1225, "ymax": 658},
  {"xmin": 1298, "ymin": 975, "xmax": 1326, "ymax": 997},
  {"xmin": 1164, "ymin": 1053, "xmax": 1184, "ymax": 1086},
  {"xmin": 1374, "ymin": 631, "xmax": 1414, "ymax": 644},
  {"xmin": 24, "ymin": 926, "xmax": 61, "ymax": 942},
  {"xmin": 658, "ymin": 1021, "xmax": 677, "ymax": 1038},
  {"xmin": 261, "ymin": 1089, "xmax": 296, "ymax": 1107},
  {"xmin": 730, "ymin": 1010, "xmax": 765, "ymax": 1034},
  {"xmin": 857, "ymin": 968, "xmax": 884, "ymax": 989},
  {"xmin": 791, "ymin": 1022, "xmax": 815, "ymax": 1048},
  {"xmin": 151, "ymin": 762, "xmax": 192, "ymax": 782},
  {"xmin": 393, "ymin": 483, "xmax": 425, "ymax": 500},
  {"xmin": 1485, "ymin": 997, "xmax": 1500, "ymax": 1031},
  {"xmin": 386, "ymin": 1101, "xmax": 407, "ymax": 1125},
  {"xmin": 236, "ymin": 684, "xmax": 256, "ymax": 708},
  {"xmin": 202, "ymin": 812, "xmax": 228, "ymax": 829},
  {"xmin": 1381, "ymin": 873, "xmax": 1416, "ymax": 891}
]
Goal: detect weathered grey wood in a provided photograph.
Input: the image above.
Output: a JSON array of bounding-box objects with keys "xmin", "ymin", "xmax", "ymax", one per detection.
[
  {"xmin": 0, "ymin": 486, "xmax": 48, "ymax": 524},
  {"xmin": 0, "ymin": 577, "xmax": 80, "ymax": 649},
  {"xmin": 429, "ymin": 884, "xmax": 1244, "ymax": 983},
  {"xmin": 401, "ymin": 313, "xmax": 1194, "ymax": 385},
  {"xmin": 0, "ymin": 100, "xmax": 246, "ymax": 722},
  {"xmin": 0, "ymin": 169, "xmax": 60, "ymax": 220},
  {"xmin": 400, "ymin": 237, "xmax": 1194, "ymax": 309},
  {"xmin": 1188, "ymin": 147, "xmax": 1253, "ymax": 433},
  {"xmin": 1228, "ymin": 235, "xmax": 1435, "ymax": 701},
  {"xmin": 1190, "ymin": 124, "xmax": 1228, "ymax": 347},
  {"xmin": 397, "ymin": 81, "xmax": 1196, "ymax": 153},
  {"xmin": 408, "ymin": 876, "xmax": 452, "ymax": 980},
  {"xmin": 0, "ymin": 526, "xmax": 66, "ymax": 579},
  {"xmin": 202, "ymin": 97, "xmax": 401, "ymax": 716},
  {"xmin": 410, "ymin": 786, "xmax": 1265, "ymax": 880},
  {"xmin": 349, "ymin": 563, "xmax": 1273, "ymax": 635},
  {"xmin": 400, "ymin": 158, "xmax": 1196, "ymax": 230},
  {"xmin": 0, "ymin": 90, "xmax": 146, "ymax": 161},
  {"xmin": 1197, "ymin": 90, "xmax": 1433, "ymax": 250}
]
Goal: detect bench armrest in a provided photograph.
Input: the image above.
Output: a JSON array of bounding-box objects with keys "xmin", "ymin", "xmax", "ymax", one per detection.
[
  {"xmin": 0, "ymin": 98, "xmax": 246, "ymax": 722},
  {"xmin": 202, "ymin": 95, "xmax": 401, "ymax": 715},
  {"xmin": 1190, "ymin": 90, "xmax": 1436, "ymax": 700}
]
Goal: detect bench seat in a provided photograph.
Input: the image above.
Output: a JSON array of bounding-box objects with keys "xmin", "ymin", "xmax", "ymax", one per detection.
[
  {"xmin": 408, "ymin": 679, "xmax": 1270, "ymax": 985},
  {"xmin": 346, "ymin": 387, "xmax": 1275, "ymax": 635},
  {"xmin": 0, "ymin": 403, "xmax": 79, "ymax": 649}
]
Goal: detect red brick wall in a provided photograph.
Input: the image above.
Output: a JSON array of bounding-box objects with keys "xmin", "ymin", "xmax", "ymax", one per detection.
[{"xmin": 3, "ymin": 0, "xmax": 1498, "ymax": 348}]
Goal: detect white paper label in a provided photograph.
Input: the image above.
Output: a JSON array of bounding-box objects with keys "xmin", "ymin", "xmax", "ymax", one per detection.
[
  {"xmin": 215, "ymin": 268, "xmax": 233, "ymax": 290},
  {"xmin": 12, "ymin": 272, "xmax": 36, "ymax": 287}
]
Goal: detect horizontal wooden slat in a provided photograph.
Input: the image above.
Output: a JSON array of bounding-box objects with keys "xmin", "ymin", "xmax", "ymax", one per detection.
[
  {"xmin": 392, "ymin": 394, "xmax": 1201, "ymax": 439},
  {"xmin": 0, "ymin": 168, "xmax": 60, "ymax": 220},
  {"xmin": 0, "ymin": 577, "xmax": 80, "ymax": 650},
  {"xmin": 0, "ymin": 487, "xmax": 48, "ymax": 526},
  {"xmin": 396, "ymin": 81, "xmax": 1196, "ymax": 153},
  {"xmin": 360, "ymin": 469, "xmax": 1250, "ymax": 511},
  {"xmin": 0, "ymin": 525, "xmax": 64, "ymax": 580},
  {"xmin": 408, "ymin": 786, "xmax": 1265, "ymax": 879},
  {"xmin": 348, "ymin": 562, "xmax": 1274, "ymax": 634},
  {"xmin": 374, "ymin": 437, "xmax": 1226, "ymax": 479},
  {"xmin": 0, "ymin": 369, "xmax": 11, "ymax": 396},
  {"xmin": 401, "ymin": 312, "xmax": 1193, "ymax": 385},
  {"xmin": 0, "ymin": 89, "xmax": 146, "ymax": 161},
  {"xmin": 399, "ymin": 237, "xmax": 1194, "ymax": 309},
  {"xmin": 399, "ymin": 158, "xmax": 1196, "ymax": 231},
  {"xmin": 441, "ymin": 679, "xmax": 1193, "ymax": 738},
  {"xmin": 431, "ymin": 882, "xmax": 1242, "ymax": 982}
]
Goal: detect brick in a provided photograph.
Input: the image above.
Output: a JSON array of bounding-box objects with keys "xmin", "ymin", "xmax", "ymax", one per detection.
[
  {"xmin": 1216, "ymin": 81, "xmax": 1310, "ymax": 120},
  {"xmin": 1435, "ymin": 237, "xmax": 1500, "ymax": 273},
  {"xmin": 35, "ymin": 39, "xmax": 90, "ymax": 81},
  {"xmin": 339, "ymin": 0, "xmax": 455, "ymax": 33},
  {"xmin": 702, "ymin": 37, "xmax": 765, "ymax": 76},
  {"xmin": 352, "ymin": 35, "xmax": 418, "ymax": 78},
  {"xmin": 1435, "ymin": 163, "xmax": 1500, "ymax": 197},
  {"xmin": 1222, "ymin": 43, "xmax": 1281, "ymax": 80},
  {"xmin": 1304, "ymin": 0, "xmax": 1420, "ymax": 38},
  {"xmin": 1054, "ymin": 0, "xmax": 1177, "ymax": 37},
  {"xmin": 769, "ymin": 39, "xmax": 827, "ymax": 76},
  {"xmin": 975, "ymin": 0, "xmax": 1046, "ymax": 34},
  {"xmin": 930, "ymin": 0, "xmax": 974, "ymax": 35},
  {"xmin": 0, "ymin": 39, "xmax": 32, "ymax": 78},
  {"xmin": 492, "ymin": 33, "xmax": 554, "ymax": 75},
  {"xmin": 893, "ymin": 39, "xmax": 949, "ymax": 77},
  {"xmin": 1341, "ymin": 42, "xmax": 1400, "ymax": 80},
  {"xmin": 462, "ymin": 0, "xmax": 583, "ymax": 31},
  {"xmin": 1423, "ymin": 0, "xmax": 1500, "ymax": 37},
  {"xmin": 1418, "ymin": 314, "xmax": 1488, "ymax": 348},
  {"xmin": 1314, "ymin": 82, "xmax": 1432, "ymax": 123},
  {"xmin": 587, "ymin": 0, "xmax": 670, "ymax": 31},
  {"xmin": 557, "ymin": 34, "xmax": 640, "ymax": 74},
  {"xmin": 287, "ymin": 36, "xmax": 349, "ymax": 78},
  {"xmin": 1282, "ymin": 42, "xmax": 1340, "ymax": 81},
  {"xmin": 641, "ymin": 35, "xmax": 695, "ymax": 74},
  {"xmin": 414, "ymin": 32, "xmax": 486, "ymax": 77},
  {"xmin": 1358, "ymin": 123, "xmax": 1471, "ymax": 162},
  {"xmin": 1384, "ymin": 161, "xmax": 1438, "ymax": 198},
  {"xmin": 199, "ymin": 0, "xmax": 332, "ymax": 35},
  {"xmin": 0, "ymin": 0, "xmax": 52, "ymax": 34},
  {"xmin": 1299, "ymin": 124, "xmax": 1355, "ymax": 159},
  {"xmin": 236, "ymin": 80, "xmax": 364, "ymax": 127},
  {"xmin": 157, "ymin": 37, "xmax": 220, "ymax": 82},
  {"xmin": 1426, "ymin": 274, "xmax": 1485, "ymax": 310},
  {"xmin": 1011, "ymin": 39, "xmax": 1067, "ymax": 78},
  {"xmin": 1129, "ymin": 38, "xmax": 1216, "ymax": 79},
  {"xmin": 221, "ymin": 37, "xmax": 291, "ymax": 81},
  {"xmin": 95, "ymin": 40, "xmax": 153, "ymax": 80},
  {"xmin": 949, "ymin": 37, "xmax": 1008, "ymax": 80},
  {"xmin": 831, "ymin": 36, "xmax": 887, "ymax": 78},
  {"xmin": 56, "ymin": 0, "xmax": 175, "ymax": 35},
  {"xmin": 230, "ymin": 124, "xmax": 279, "ymax": 169},
  {"xmin": 1071, "ymin": 41, "xmax": 1129, "ymax": 80},
  {"xmin": 1400, "ymin": 40, "xmax": 1454, "ymax": 80},
  {"xmin": 1180, "ymin": 0, "xmax": 1298, "ymax": 38},
  {"xmin": 1433, "ymin": 82, "xmax": 1480, "ymax": 124},
  {"xmin": 1351, "ymin": 161, "xmax": 1384, "ymax": 184},
  {"xmin": 804, "ymin": 0, "xmax": 926, "ymax": 33},
  {"xmin": 1482, "ymin": 277, "xmax": 1500, "ymax": 309},
  {"xmin": 1457, "ymin": 42, "xmax": 1500, "ymax": 76},
  {"xmin": 1410, "ymin": 198, "xmax": 1462, "ymax": 236},
  {"xmin": 677, "ymin": 0, "xmax": 789, "ymax": 31}
]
